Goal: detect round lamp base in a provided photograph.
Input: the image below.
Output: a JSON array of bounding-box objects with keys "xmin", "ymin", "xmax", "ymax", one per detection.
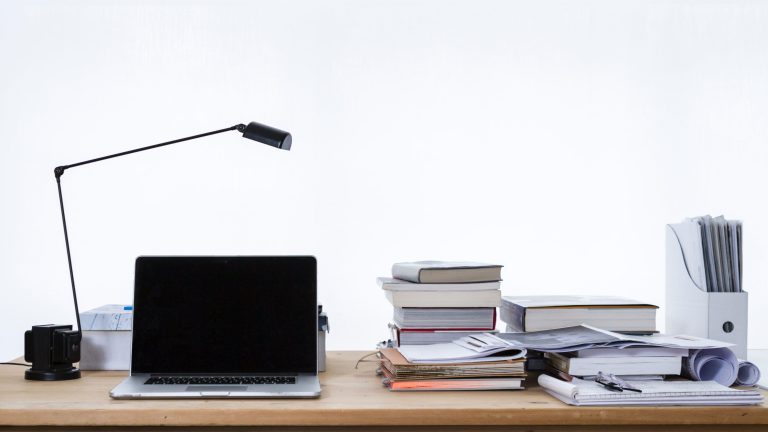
[{"xmin": 25, "ymin": 367, "xmax": 81, "ymax": 381}]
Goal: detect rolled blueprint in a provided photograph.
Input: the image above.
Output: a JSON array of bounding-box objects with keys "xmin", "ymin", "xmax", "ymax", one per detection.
[
  {"xmin": 735, "ymin": 360, "xmax": 761, "ymax": 386},
  {"xmin": 683, "ymin": 348, "xmax": 738, "ymax": 386}
]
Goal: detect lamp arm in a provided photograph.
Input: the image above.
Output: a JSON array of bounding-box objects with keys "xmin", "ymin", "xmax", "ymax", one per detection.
[
  {"xmin": 54, "ymin": 124, "xmax": 246, "ymax": 179},
  {"xmin": 53, "ymin": 123, "xmax": 246, "ymax": 332},
  {"xmin": 55, "ymin": 177, "xmax": 81, "ymax": 332}
]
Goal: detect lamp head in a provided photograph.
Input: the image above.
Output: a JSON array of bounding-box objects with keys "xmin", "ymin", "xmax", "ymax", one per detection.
[{"xmin": 239, "ymin": 121, "xmax": 292, "ymax": 150}]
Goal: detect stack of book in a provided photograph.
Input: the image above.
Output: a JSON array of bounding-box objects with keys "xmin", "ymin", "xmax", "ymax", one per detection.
[
  {"xmin": 500, "ymin": 295, "xmax": 658, "ymax": 334},
  {"xmin": 379, "ymin": 261, "xmax": 503, "ymax": 346}
]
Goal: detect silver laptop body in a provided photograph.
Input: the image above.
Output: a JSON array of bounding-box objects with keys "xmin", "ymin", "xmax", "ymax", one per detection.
[
  {"xmin": 110, "ymin": 256, "xmax": 321, "ymax": 399},
  {"xmin": 110, "ymin": 372, "xmax": 320, "ymax": 398}
]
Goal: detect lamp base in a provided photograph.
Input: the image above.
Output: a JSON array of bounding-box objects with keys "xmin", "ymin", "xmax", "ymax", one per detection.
[{"xmin": 25, "ymin": 366, "xmax": 81, "ymax": 381}]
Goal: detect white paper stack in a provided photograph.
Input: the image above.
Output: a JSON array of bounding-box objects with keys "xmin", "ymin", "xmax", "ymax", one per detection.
[
  {"xmin": 538, "ymin": 374, "xmax": 763, "ymax": 406},
  {"xmin": 79, "ymin": 304, "xmax": 133, "ymax": 371}
]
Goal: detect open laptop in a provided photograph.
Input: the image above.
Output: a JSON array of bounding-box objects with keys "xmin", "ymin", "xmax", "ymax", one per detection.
[{"xmin": 110, "ymin": 256, "xmax": 321, "ymax": 398}]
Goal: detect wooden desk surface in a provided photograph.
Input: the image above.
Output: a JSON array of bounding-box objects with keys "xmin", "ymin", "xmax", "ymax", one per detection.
[{"xmin": 1, "ymin": 351, "xmax": 767, "ymax": 431}]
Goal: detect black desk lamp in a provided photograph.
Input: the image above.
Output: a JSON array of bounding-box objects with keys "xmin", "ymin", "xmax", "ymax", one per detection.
[{"xmin": 24, "ymin": 121, "xmax": 291, "ymax": 381}]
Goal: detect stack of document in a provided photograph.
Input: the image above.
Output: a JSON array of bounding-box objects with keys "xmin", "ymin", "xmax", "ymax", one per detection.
[
  {"xmin": 380, "ymin": 333, "xmax": 527, "ymax": 391},
  {"xmin": 671, "ymin": 215, "xmax": 742, "ymax": 292},
  {"xmin": 397, "ymin": 333, "xmax": 526, "ymax": 364},
  {"xmin": 379, "ymin": 348, "xmax": 525, "ymax": 391},
  {"xmin": 496, "ymin": 325, "xmax": 733, "ymax": 353},
  {"xmin": 538, "ymin": 374, "xmax": 763, "ymax": 406},
  {"xmin": 499, "ymin": 325, "xmax": 762, "ymax": 388}
]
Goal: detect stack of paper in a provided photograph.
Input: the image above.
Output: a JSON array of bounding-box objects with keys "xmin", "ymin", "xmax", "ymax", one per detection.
[
  {"xmin": 671, "ymin": 215, "xmax": 743, "ymax": 292},
  {"xmin": 538, "ymin": 374, "xmax": 763, "ymax": 406},
  {"xmin": 499, "ymin": 325, "xmax": 762, "ymax": 387},
  {"xmin": 497, "ymin": 325, "xmax": 734, "ymax": 353},
  {"xmin": 397, "ymin": 333, "xmax": 526, "ymax": 364},
  {"xmin": 379, "ymin": 348, "xmax": 525, "ymax": 391}
]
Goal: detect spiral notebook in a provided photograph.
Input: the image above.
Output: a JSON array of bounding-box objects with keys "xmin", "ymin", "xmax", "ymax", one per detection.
[{"xmin": 538, "ymin": 374, "xmax": 763, "ymax": 406}]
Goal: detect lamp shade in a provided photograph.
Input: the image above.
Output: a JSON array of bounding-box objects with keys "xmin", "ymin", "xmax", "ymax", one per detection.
[{"xmin": 242, "ymin": 121, "xmax": 292, "ymax": 150}]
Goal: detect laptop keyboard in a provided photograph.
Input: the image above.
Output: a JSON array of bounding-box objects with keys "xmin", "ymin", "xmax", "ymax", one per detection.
[{"xmin": 144, "ymin": 376, "xmax": 296, "ymax": 385}]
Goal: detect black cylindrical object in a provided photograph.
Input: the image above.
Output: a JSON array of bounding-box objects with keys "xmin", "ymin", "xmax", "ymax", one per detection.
[{"xmin": 242, "ymin": 121, "xmax": 292, "ymax": 150}]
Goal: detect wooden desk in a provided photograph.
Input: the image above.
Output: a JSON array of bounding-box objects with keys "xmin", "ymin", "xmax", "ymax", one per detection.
[{"xmin": 1, "ymin": 351, "xmax": 767, "ymax": 431}]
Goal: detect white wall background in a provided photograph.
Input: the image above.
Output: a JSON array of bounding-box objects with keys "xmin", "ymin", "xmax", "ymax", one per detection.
[{"xmin": 1, "ymin": 0, "xmax": 767, "ymax": 362}]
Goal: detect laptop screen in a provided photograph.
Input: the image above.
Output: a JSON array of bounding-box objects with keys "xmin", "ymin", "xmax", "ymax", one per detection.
[{"xmin": 131, "ymin": 256, "xmax": 317, "ymax": 374}]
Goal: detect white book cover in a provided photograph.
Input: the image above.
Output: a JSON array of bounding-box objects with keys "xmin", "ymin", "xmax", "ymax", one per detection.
[
  {"xmin": 377, "ymin": 277, "xmax": 500, "ymax": 292},
  {"xmin": 385, "ymin": 289, "xmax": 501, "ymax": 308}
]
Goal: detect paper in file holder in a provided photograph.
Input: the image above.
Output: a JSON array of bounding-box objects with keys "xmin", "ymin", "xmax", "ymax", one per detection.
[{"xmin": 666, "ymin": 224, "xmax": 748, "ymax": 359}]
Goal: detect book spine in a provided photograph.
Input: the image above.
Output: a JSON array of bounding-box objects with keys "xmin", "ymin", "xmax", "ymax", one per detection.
[
  {"xmin": 391, "ymin": 264, "xmax": 423, "ymax": 283},
  {"xmin": 545, "ymin": 353, "xmax": 571, "ymax": 374},
  {"xmin": 500, "ymin": 301, "xmax": 526, "ymax": 332}
]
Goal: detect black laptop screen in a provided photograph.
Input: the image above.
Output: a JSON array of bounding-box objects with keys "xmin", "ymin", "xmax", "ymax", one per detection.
[{"xmin": 131, "ymin": 256, "xmax": 317, "ymax": 374}]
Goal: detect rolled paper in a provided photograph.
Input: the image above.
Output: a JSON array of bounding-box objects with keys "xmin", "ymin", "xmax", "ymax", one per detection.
[
  {"xmin": 683, "ymin": 347, "xmax": 739, "ymax": 387},
  {"xmin": 735, "ymin": 360, "xmax": 761, "ymax": 386}
]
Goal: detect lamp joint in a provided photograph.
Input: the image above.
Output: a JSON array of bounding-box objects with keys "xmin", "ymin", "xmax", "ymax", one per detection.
[{"xmin": 54, "ymin": 166, "xmax": 66, "ymax": 179}]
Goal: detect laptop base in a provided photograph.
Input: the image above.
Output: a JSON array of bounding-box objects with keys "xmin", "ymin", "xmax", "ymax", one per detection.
[{"xmin": 110, "ymin": 373, "xmax": 321, "ymax": 399}]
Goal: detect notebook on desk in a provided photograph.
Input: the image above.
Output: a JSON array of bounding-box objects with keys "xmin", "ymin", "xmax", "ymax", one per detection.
[{"xmin": 110, "ymin": 256, "xmax": 321, "ymax": 399}]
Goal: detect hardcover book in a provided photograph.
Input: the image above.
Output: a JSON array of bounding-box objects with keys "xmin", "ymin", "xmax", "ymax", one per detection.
[{"xmin": 391, "ymin": 261, "xmax": 503, "ymax": 283}]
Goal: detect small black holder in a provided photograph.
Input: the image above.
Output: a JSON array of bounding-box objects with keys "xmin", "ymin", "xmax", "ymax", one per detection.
[{"xmin": 24, "ymin": 324, "xmax": 81, "ymax": 381}]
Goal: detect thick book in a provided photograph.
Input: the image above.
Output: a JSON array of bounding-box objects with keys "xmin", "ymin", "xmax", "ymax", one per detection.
[
  {"xmin": 544, "ymin": 352, "xmax": 682, "ymax": 376},
  {"xmin": 501, "ymin": 295, "xmax": 658, "ymax": 333},
  {"xmin": 391, "ymin": 261, "xmax": 503, "ymax": 283},
  {"xmin": 393, "ymin": 326, "xmax": 499, "ymax": 346},
  {"xmin": 385, "ymin": 289, "xmax": 501, "ymax": 308},
  {"xmin": 377, "ymin": 277, "xmax": 501, "ymax": 291},
  {"xmin": 393, "ymin": 307, "xmax": 497, "ymax": 330}
]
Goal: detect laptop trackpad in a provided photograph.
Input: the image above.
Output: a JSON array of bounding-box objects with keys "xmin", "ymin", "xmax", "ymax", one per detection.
[{"xmin": 186, "ymin": 386, "xmax": 248, "ymax": 392}]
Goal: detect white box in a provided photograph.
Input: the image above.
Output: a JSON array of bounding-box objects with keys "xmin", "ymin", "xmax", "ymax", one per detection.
[
  {"xmin": 665, "ymin": 225, "xmax": 748, "ymax": 358},
  {"xmin": 79, "ymin": 304, "xmax": 133, "ymax": 371},
  {"xmin": 79, "ymin": 304, "xmax": 331, "ymax": 371}
]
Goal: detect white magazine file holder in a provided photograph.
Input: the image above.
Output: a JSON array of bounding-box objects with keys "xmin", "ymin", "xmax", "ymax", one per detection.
[{"xmin": 665, "ymin": 224, "xmax": 748, "ymax": 359}]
